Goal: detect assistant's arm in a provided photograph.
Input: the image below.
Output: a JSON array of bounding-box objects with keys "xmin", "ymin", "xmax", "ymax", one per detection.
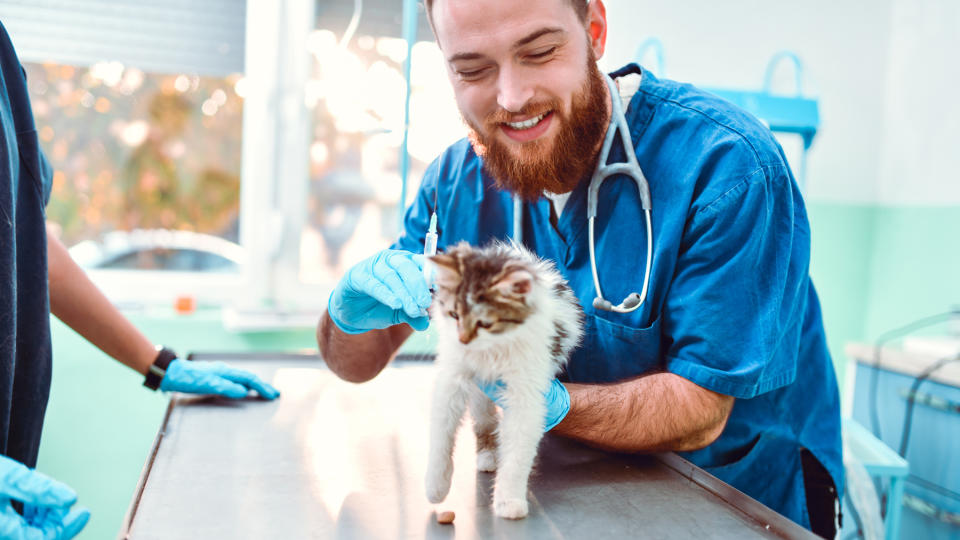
[
  {"xmin": 316, "ymin": 311, "xmax": 413, "ymax": 383},
  {"xmin": 554, "ymin": 373, "xmax": 734, "ymax": 452},
  {"xmin": 46, "ymin": 225, "xmax": 156, "ymax": 375}
]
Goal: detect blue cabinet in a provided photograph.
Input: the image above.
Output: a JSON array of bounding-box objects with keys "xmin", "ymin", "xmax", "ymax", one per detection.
[{"xmin": 847, "ymin": 343, "xmax": 960, "ymax": 540}]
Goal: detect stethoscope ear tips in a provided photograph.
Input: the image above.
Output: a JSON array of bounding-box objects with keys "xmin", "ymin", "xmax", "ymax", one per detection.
[
  {"xmin": 621, "ymin": 293, "xmax": 642, "ymax": 310},
  {"xmin": 592, "ymin": 297, "xmax": 614, "ymax": 311},
  {"xmin": 593, "ymin": 293, "xmax": 643, "ymax": 312}
]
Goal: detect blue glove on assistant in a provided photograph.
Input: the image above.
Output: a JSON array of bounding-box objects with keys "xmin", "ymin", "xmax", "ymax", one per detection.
[
  {"xmin": 327, "ymin": 249, "xmax": 432, "ymax": 334},
  {"xmin": 0, "ymin": 455, "xmax": 90, "ymax": 540},
  {"xmin": 160, "ymin": 359, "xmax": 280, "ymax": 400},
  {"xmin": 477, "ymin": 378, "xmax": 571, "ymax": 432}
]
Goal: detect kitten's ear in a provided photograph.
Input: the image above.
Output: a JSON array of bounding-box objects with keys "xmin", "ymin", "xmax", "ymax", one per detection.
[
  {"xmin": 430, "ymin": 253, "xmax": 461, "ymax": 288},
  {"xmin": 492, "ymin": 269, "xmax": 534, "ymax": 297}
]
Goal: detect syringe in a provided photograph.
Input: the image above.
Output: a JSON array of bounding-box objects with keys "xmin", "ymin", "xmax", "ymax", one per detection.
[{"xmin": 422, "ymin": 211, "xmax": 438, "ymax": 290}]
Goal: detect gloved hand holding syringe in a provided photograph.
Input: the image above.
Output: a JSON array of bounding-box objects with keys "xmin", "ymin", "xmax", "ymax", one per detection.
[{"xmin": 326, "ymin": 200, "xmax": 438, "ymax": 334}]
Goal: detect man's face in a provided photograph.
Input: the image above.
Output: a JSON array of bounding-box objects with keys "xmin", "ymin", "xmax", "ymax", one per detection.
[{"xmin": 431, "ymin": 0, "xmax": 610, "ymax": 200}]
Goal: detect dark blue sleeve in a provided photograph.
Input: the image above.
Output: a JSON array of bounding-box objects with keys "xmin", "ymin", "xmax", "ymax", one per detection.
[
  {"xmin": 0, "ymin": 20, "xmax": 54, "ymax": 468},
  {"xmin": 0, "ymin": 22, "xmax": 52, "ymax": 208}
]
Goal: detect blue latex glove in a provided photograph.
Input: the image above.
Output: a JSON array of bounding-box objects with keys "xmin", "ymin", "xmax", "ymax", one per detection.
[
  {"xmin": 477, "ymin": 378, "xmax": 571, "ymax": 432},
  {"xmin": 327, "ymin": 249, "xmax": 432, "ymax": 334},
  {"xmin": 0, "ymin": 455, "xmax": 90, "ymax": 540},
  {"xmin": 160, "ymin": 359, "xmax": 280, "ymax": 399}
]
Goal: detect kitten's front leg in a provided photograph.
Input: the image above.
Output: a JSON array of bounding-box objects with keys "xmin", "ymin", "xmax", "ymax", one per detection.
[
  {"xmin": 493, "ymin": 377, "xmax": 549, "ymax": 519},
  {"xmin": 425, "ymin": 372, "xmax": 468, "ymax": 504},
  {"xmin": 467, "ymin": 384, "xmax": 499, "ymax": 472}
]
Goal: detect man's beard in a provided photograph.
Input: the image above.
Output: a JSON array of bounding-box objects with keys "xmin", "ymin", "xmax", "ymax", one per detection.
[{"xmin": 465, "ymin": 56, "xmax": 609, "ymax": 202}]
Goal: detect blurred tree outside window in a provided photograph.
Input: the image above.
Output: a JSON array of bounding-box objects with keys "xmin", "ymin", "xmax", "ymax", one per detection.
[{"xmin": 25, "ymin": 62, "xmax": 244, "ymax": 258}]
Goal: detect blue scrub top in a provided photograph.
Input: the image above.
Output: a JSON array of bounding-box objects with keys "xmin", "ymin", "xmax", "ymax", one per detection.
[
  {"xmin": 0, "ymin": 21, "xmax": 55, "ymax": 468},
  {"xmin": 393, "ymin": 64, "xmax": 842, "ymax": 529}
]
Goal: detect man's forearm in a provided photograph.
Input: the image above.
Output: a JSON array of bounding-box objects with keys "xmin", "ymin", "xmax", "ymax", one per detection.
[
  {"xmin": 316, "ymin": 310, "xmax": 412, "ymax": 382},
  {"xmin": 46, "ymin": 227, "xmax": 157, "ymax": 375},
  {"xmin": 553, "ymin": 372, "xmax": 734, "ymax": 453}
]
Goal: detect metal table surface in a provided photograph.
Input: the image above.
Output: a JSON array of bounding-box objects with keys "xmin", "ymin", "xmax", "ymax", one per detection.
[{"xmin": 120, "ymin": 354, "xmax": 814, "ymax": 539}]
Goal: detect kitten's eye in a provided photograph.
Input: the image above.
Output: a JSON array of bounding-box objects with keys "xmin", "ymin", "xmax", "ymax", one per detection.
[
  {"xmin": 477, "ymin": 320, "xmax": 492, "ymax": 329},
  {"xmin": 447, "ymin": 310, "xmax": 459, "ymax": 320}
]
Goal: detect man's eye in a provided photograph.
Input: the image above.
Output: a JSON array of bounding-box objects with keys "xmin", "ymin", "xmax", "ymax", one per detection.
[
  {"xmin": 457, "ymin": 68, "xmax": 488, "ymax": 80},
  {"xmin": 527, "ymin": 47, "xmax": 556, "ymax": 60}
]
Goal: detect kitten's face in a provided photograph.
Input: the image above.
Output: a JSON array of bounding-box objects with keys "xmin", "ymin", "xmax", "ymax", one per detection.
[{"xmin": 430, "ymin": 243, "xmax": 535, "ymax": 345}]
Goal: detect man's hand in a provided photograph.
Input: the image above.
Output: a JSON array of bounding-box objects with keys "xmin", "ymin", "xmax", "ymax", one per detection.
[
  {"xmin": 0, "ymin": 455, "xmax": 90, "ymax": 540},
  {"xmin": 328, "ymin": 249, "xmax": 432, "ymax": 334},
  {"xmin": 160, "ymin": 360, "xmax": 280, "ymax": 399},
  {"xmin": 477, "ymin": 378, "xmax": 571, "ymax": 432}
]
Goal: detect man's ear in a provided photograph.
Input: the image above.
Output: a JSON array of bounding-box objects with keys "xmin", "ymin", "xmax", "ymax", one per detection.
[{"xmin": 587, "ymin": 0, "xmax": 607, "ymax": 60}]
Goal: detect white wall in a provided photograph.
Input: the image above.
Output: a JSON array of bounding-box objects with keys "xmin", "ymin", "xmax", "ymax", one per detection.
[
  {"xmin": 876, "ymin": 0, "xmax": 960, "ymax": 206},
  {"xmin": 601, "ymin": 0, "xmax": 960, "ymax": 206}
]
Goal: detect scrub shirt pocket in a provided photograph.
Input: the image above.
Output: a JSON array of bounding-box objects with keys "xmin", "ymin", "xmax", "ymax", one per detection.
[
  {"xmin": 566, "ymin": 313, "xmax": 663, "ymax": 383},
  {"xmin": 699, "ymin": 432, "xmax": 807, "ymax": 528}
]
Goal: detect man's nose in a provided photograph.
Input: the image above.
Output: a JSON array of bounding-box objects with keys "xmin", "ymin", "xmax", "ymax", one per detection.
[{"xmin": 496, "ymin": 65, "xmax": 534, "ymax": 113}]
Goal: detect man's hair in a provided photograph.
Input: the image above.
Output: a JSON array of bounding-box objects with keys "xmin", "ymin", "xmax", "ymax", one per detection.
[{"xmin": 423, "ymin": 0, "xmax": 589, "ymax": 35}]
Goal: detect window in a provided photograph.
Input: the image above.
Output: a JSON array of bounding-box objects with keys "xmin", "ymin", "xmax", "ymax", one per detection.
[
  {"xmin": 8, "ymin": 0, "xmax": 249, "ymax": 304},
  {"xmin": 26, "ymin": 63, "xmax": 245, "ymax": 254},
  {"xmin": 11, "ymin": 0, "xmax": 462, "ymax": 318},
  {"xmin": 298, "ymin": 4, "xmax": 462, "ymax": 285}
]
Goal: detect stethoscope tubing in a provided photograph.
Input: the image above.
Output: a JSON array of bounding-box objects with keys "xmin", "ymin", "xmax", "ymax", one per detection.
[{"xmin": 509, "ymin": 73, "xmax": 654, "ymax": 314}]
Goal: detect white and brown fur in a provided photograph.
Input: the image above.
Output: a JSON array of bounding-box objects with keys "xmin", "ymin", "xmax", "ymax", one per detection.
[{"xmin": 425, "ymin": 241, "xmax": 583, "ymax": 519}]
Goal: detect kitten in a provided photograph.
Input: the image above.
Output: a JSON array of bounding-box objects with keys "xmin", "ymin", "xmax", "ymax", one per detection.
[{"xmin": 424, "ymin": 241, "xmax": 584, "ymax": 519}]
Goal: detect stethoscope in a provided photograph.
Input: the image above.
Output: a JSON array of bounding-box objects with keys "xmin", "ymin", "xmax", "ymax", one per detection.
[
  {"xmin": 511, "ymin": 73, "xmax": 653, "ymax": 314},
  {"xmin": 426, "ymin": 74, "xmax": 653, "ymax": 314}
]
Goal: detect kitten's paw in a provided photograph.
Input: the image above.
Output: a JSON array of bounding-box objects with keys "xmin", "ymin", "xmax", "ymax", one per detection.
[
  {"xmin": 493, "ymin": 497, "xmax": 529, "ymax": 519},
  {"xmin": 476, "ymin": 449, "xmax": 497, "ymax": 472},
  {"xmin": 425, "ymin": 469, "xmax": 453, "ymax": 504}
]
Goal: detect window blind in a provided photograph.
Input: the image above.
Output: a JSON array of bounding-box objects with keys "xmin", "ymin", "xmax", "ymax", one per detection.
[{"xmin": 0, "ymin": 0, "xmax": 245, "ymax": 76}]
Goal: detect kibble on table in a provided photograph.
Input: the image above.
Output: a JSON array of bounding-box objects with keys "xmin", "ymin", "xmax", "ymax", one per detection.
[{"xmin": 436, "ymin": 511, "xmax": 455, "ymax": 524}]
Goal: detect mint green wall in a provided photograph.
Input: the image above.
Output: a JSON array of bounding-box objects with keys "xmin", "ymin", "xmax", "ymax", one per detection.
[
  {"xmin": 806, "ymin": 203, "xmax": 960, "ymax": 390},
  {"xmin": 860, "ymin": 206, "xmax": 960, "ymax": 339},
  {"xmin": 807, "ymin": 202, "xmax": 877, "ymax": 387},
  {"xmin": 37, "ymin": 203, "xmax": 957, "ymax": 538}
]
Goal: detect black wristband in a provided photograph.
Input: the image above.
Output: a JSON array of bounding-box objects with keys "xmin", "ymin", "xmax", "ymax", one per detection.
[{"xmin": 143, "ymin": 346, "xmax": 178, "ymax": 390}]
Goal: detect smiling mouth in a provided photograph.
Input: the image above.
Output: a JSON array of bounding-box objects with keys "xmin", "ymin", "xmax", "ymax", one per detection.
[
  {"xmin": 505, "ymin": 112, "xmax": 548, "ymax": 130},
  {"xmin": 499, "ymin": 111, "xmax": 554, "ymax": 142}
]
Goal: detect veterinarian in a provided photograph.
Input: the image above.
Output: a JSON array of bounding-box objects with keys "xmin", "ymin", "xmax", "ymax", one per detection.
[
  {"xmin": 0, "ymin": 22, "xmax": 279, "ymax": 539},
  {"xmin": 317, "ymin": 0, "xmax": 842, "ymax": 536}
]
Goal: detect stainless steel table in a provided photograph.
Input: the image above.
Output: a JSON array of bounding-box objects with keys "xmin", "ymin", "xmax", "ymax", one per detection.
[{"xmin": 120, "ymin": 354, "xmax": 815, "ymax": 539}]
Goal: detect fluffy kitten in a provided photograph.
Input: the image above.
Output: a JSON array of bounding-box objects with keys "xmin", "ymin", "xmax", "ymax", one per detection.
[{"xmin": 424, "ymin": 241, "xmax": 583, "ymax": 519}]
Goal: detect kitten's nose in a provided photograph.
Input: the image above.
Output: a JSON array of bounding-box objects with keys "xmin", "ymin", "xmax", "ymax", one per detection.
[{"xmin": 458, "ymin": 329, "xmax": 474, "ymax": 344}]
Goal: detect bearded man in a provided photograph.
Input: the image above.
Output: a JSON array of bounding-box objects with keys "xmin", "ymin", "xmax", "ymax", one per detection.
[{"xmin": 316, "ymin": 0, "xmax": 843, "ymax": 537}]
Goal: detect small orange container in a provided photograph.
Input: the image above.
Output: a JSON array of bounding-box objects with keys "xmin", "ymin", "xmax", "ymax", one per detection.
[{"xmin": 174, "ymin": 295, "xmax": 196, "ymax": 315}]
